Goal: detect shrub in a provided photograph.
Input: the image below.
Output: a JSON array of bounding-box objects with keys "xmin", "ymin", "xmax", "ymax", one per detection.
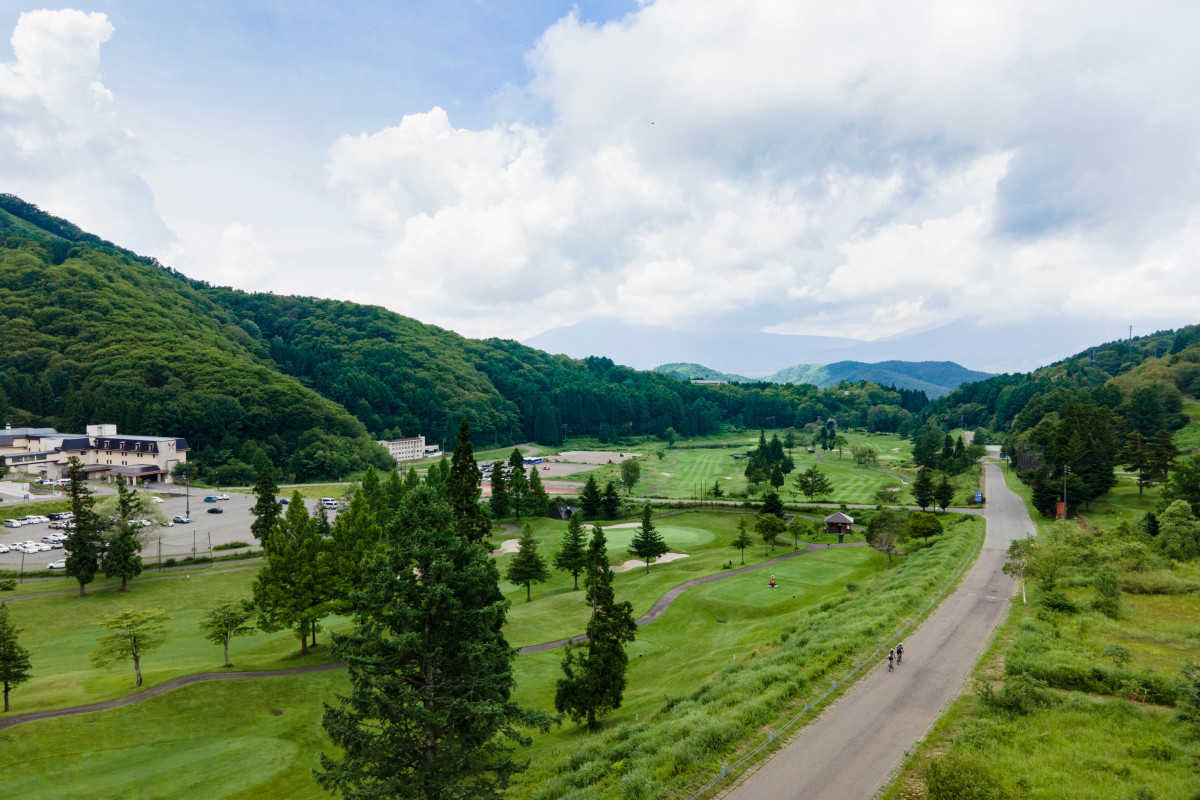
[
  {"xmin": 923, "ymin": 753, "xmax": 1013, "ymax": 800},
  {"xmin": 212, "ymin": 540, "xmax": 250, "ymax": 552},
  {"xmin": 1040, "ymin": 591, "xmax": 1077, "ymax": 613},
  {"xmin": 0, "ymin": 579, "xmax": 15, "ymax": 591},
  {"xmin": 977, "ymin": 674, "xmax": 1055, "ymax": 716},
  {"xmin": 163, "ymin": 558, "xmax": 177, "ymax": 568}
]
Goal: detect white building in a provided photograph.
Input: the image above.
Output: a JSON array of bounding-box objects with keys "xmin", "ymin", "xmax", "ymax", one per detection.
[
  {"xmin": 377, "ymin": 435, "xmax": 427, "ymax": 463},
  {"xmin": 0, "ymin": 423, "xmax": 189, "ymax": 483}
]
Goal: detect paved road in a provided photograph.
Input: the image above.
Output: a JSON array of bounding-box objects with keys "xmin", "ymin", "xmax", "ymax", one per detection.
[{"xmin": 722, "ymin": 461, "xmax": 1033, "ymax": 800}]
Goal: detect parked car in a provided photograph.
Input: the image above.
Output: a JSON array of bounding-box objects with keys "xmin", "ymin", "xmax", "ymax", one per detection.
[
  {"xmin": 3, "ymin": 519, "xmax": 21, "ymax": 528},
  {"xmin": 279, "ymin": 498, "xmax": 289, "ymax": 504},
  {"xmin": 48, "ymin": 560, "xmax": 66, "ymax": 570},
  {"xmin": 207, "ymin": 507, "xmax": 224, "ymax": 514},
  {"xmin": 172, "ymin": 515, "xmax": 191, "ymax": 524},
  {"xmin": 0, "ymin": 544, "xmax": 8, "ymax": 554},
  {"xmin": 151, "ymin": 497, "xmax": 164, "ymax": 504},
  {"xmin": 216, "ymin": 493, "xmax": 230, "ymax": 501},
  {"xmin": 203, "ymin": 496, "xmax": 219, "ymax": 503},
  {"xmin": 41, "ymin": 535, "xmax": 58, "ymax": 543}
]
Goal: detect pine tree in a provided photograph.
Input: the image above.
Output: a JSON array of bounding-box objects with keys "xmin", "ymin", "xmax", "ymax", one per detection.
[
  {"xmin": 1120, "ymin": 432, "xmax": 1151, "ymax": 497},
  {"xmin": 252, "ymin": 493, "xmax": 335, "ymax": 656},
  {"xmin": 250, "ymin": 466, "xmax": 281, "ymax": 542},
  {"xmin": 912, "ymin": 467, "xmax": 935, "ymax": 511},
  {"xmin": 1031, "ymin": 469, "xmax": 1060, "ymax": 517},
  {"xmin": 580, "ymin": 475, "xmax": 603, "ymax": 519},
  {"xmin": 506, "ymin": 524, "xmax": 549, "ymax": 602},
  {"xmin": 1149, "ymin": 429, "xmax": 1180, "ymax": 482},
  {"xmin": 328, "ymin": 488, "xmax": 383, "ymax": 613},
  {"xmin": 555, "ymin": 524, "xmax": 637, "ymax": 730},
  {"xmin": 403, "ymin": 465, "xmax": 422, "ymax": 493},
  {"xmin": 445, "ymin": 420, "xmax": 491, "ymax": 542},
  {"xmin": 934, "ymin": 474, "xmax": 955, "ymax": 513},
  {"xmin": 360, "ymin": 465, "xmax": 386, "ymax": 516},
  {"xmin": 711, "ymin": 479, "xmax": 724, "ymax": 499},
  {"xmin": 628, "ymin": 504, "xmax": 668, "ymax": 573},
  {"xmin": 489, "ymin": 461, "xmax": 511, "ymax": 519},
  {"xmin": 731, "ymin": 518, "xmax": 753, "ymax": 564},
  {"xmin": 507, "ymin": 449, "xmax": 528, "ymax": 519},
  {"xmin": 0, "ymin": 603, "xmax": 32, "ymax": 712},
  {"xmin": 553, "ymin": 514, "xmax": 589, "ymax": 589},
  {"xmin": 794, "ymin": 466, "xmax": 833, "ymax": 501},
  {"xmin": 63, "ymin": 456, "xmax": 101, "ymax": 597},
  {"xmin": 601, "ymin": 480, "xmax": 621, "ymax": 519},
  {"xmin": 317, "ymin": 485, "xmax": 548, "ymax": 796},
  {"xmin": 103, "ymin": 526, "xmax": 143, "ymax": 592},
  {"xmin": 761, "ymin": 490, "xmax": 784, "ymax": 519},
  {"xmin": 527, "ymin": 469, "xmax": 551, "ymax": 518}
]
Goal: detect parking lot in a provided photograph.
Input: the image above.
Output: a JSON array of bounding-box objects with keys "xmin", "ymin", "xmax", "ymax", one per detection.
[{"xmin": 0, "ymin": 490, "xmax": 338, "ymax": 570}]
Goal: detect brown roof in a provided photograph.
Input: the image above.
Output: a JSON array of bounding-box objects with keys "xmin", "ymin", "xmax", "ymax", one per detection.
[{"xmin": 824, "ymin": 512, "xmax": 854, "ymax": 524}]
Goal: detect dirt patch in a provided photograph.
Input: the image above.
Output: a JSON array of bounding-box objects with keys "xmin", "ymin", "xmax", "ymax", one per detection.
[
  {"xmin": 612, "ymin": 552, "xmax": 689, "ymax": 572},
  {"xmin": 490, "ymin": 539, "xmax": 520, "ymax": 556},
  {"xmin": 555, "ymin": 450, "xmax": 643, "ymax": 465}
]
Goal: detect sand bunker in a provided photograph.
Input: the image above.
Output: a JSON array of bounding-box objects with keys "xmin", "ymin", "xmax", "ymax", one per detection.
[
  {"xmin": 490, "ymin": 539, "xmax": 520, "ymax": 556},
  {"xmin": 660, "ymin": 472, "xmax": 674, "ymax": 476},
  {"xmin": 604, "ymin": 522, "xmax": 643, "ymax": 529},
  {"xmin": 612, "ymin": 552, "xmax": 690, "ymax": 572}
]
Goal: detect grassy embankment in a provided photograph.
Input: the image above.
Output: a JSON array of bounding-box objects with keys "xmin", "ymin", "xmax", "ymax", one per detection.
[
  {"xmin": 0, "ymin": 510, "xmax": 974, "ymax": 799},
  {"xmin": 884, "ymin": 460, "xmax": 1200, "ymax": 800}
]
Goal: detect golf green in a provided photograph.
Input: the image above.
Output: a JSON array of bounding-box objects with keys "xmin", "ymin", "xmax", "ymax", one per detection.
[{"xmin": 599, "ymin": 524, "xmax": 714, "ymax": 553}]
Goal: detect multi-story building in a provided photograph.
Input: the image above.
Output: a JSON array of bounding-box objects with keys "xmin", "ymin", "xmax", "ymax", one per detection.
[
  {"xmin": 376, "ymin": 435, "xmax": 427, "ymax": 463},
  {"xmin": 0, "ymin": 423, "xmax": 189, "ymax": 484}
]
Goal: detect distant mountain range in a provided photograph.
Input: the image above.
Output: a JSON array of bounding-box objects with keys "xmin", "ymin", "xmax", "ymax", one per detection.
[
  {"xmin": 524, "ymin": 316, "xmax": 1129, "ymax": 375},
  {"xmin": 654, "ymin": 360, "xmax": 994, "ymax": 398}
]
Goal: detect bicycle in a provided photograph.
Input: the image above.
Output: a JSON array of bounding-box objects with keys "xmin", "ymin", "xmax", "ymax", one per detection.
[
  {"xmin": 887, "ymin": 650, "xmax": 894, "ymax": 672},
  {"xmin": 896, "ymin": 644, "xmax": 904, "ymax": 665}
]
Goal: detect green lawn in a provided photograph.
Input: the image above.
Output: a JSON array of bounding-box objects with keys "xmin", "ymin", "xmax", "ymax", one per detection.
[
  {"xmin": 494, "ymin": 511, "xmax": 803, "ymax": 646},
  {"xmin": 0, "ymin": 512, "xmax": 904, "ymax": 800},
  {"xmin": 555, "ymin": 430, "xmax": 923, "ymax": 504},
  {"xmin": 1, "ymin": 568, "xmax": 342, "ymax": 714}
]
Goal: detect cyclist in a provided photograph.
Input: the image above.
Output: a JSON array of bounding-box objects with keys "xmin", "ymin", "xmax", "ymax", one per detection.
[
  {"xmin": 887, "ymin": 649, "xmax": 894, "ymax": 671},
  {"xmin": 896, "ymin": 643, "xmax": 904, "ymax": 664}
]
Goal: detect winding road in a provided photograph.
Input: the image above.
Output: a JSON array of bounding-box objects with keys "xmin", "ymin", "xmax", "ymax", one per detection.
[{"xmin": 720, "ymin": 460, "xmax": 1033, "ymax": 800}]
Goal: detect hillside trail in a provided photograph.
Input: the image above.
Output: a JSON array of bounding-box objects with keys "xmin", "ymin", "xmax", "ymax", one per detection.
[{"xmin": 720, "ymin": 460, "xmax": 1032, "ymax": 800}]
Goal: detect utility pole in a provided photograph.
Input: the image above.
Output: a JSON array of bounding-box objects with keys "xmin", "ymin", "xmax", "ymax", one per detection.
[
  {"xmin": 158, "ymin": 537, "xmax": 162, "ymax": 572},
  {"xmin": 1061, "ymin": 465, "xmax": 1071, "ymax": 518}
]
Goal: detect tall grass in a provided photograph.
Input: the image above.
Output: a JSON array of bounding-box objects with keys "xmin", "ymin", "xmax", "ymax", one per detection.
[{"xmin": 509, "ymin": 519, "xmax": 981, "ymax": 799}]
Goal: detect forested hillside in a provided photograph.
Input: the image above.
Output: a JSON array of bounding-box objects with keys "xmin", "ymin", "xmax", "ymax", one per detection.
[
  {"xmin": 0, "ymin": 196, "xmax": 943, "ymax": 482},
  {"xmin": 925, "ymin": 326, "xmax": 1199, "ymax": 515},
  {"xmin": 653, "ymin": 363, "xmax": 753, "ymax": 383}
]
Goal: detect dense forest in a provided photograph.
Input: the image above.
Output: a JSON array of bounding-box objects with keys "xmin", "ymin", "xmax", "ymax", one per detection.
[
  {"xmin": 0, "ymin": 196, "xmax": 930, "ymax": 482},
  {"xmin": 926, "ymin": 326, "xmax": 1199, "ymax": 515}
]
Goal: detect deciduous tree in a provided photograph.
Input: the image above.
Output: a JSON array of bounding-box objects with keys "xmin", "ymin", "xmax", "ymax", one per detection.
[
  {"xmin": 90, "ymin": 608, "xmax": 171, "ymax": 687},
  {"xmin": 619, "ymin": 458, "xmax": 641, "ymax": 495},
  {"xmin": 755, "ymin": 513, "xmax": 787, "ymax": 553},
  {"xmin": 200, "ymin": 599, "xmax": 257, "ymax": 667},
  {"xmin": 731, "ymin": 518, "xmax": 753, "ymax": 564},
  {"xmin": 908, "ymin": 511, "xmax": 943, "ymax": 542},
  {"xmin": 1003, "ymin": 536, "xmax": 1035, "ymax": 604}
]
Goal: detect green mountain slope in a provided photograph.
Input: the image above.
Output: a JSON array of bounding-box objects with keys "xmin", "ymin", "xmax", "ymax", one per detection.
[
  {"xmin": 0, "ymin": 195, "xmax": 943, "ymax": 478},
  {"xmin": 767, "ymin": 360, "xmax": 992, "ymax": 398},
  {"xmin": 652, "ymin": 363, "xmax": 753, "ymax": 382}
]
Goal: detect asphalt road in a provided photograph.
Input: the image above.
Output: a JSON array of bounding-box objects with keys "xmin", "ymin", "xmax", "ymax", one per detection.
[
  {"xmin": 0, "ymin": 489, "xmax": 338, "ymax": 569},
  {"xmin": 722, "ymin": 461, "xmax": 1033, "ymax": 800}
]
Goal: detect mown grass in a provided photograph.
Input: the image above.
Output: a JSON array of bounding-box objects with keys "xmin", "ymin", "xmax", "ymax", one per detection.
[
  {"xmin": 0, "ymin": 511, "xmax": 907, "ymax": 800},
  {"xmin": 0, "ymin": 568, "xmax": 343, "ymax": 714},
  {"xmin": 885, "ymin": 462, "xmax": 1200, "ymax": 800},
  {"xmin": 557, "ymin": 430, "xmax": 925, "ymax": 505},
  {"xmin": 506, "ymin": 516, "xmax": 982, "ymax": 799}
]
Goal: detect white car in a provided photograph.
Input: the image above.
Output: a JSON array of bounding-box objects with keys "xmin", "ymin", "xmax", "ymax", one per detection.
[
  {"xmin": 18, "ymin": 545, "xmax": 38, "ymax": 554},
  {"xmin": 35, "ymin": 542, "xmax": 51, "ymax": 552},
  {"xmin": 48, "ymin": 560, "xmax": 66, "ymax": 570},
  {"xmin": 151, "ymin": 496, "xmax": 164, "ymax": 504},
  {"xmin": 0, "ymin": 544, "xmax": 8, "ymax": 554},
  {"xmin": 41, "ymin": 535, "xmax": 58, "ymax": 543},
  {"xmin": 3, "ymin": 519, "xmax": 21, "ymax": 529},
  {"xmin": 216, "ymin": 493, "xmax": 230, "ymax": 501},
  {"xmin": 49, "ymin": 520, "xmax": 66, "ymax": 529}
]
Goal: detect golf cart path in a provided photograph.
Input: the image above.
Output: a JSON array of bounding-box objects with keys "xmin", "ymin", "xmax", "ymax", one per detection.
[
  {"xmin": 721, "ymin": 461, "xmax": 1032, "ymax": 800},
  {"xmin": 0, "ymin": 540, "xmax": 866, "ymax": 728},
  {"xmin": 517, "ymin": 540, "xmax": 867, "ymax": 655},
  {"xmin": 0, "ymin": 662, "xmax": 345, "ymax": 731}
]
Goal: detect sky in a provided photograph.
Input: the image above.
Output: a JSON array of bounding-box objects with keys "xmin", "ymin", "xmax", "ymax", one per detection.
[{"xmin": 2, "ymin": 1, "xmax": 1200, "ymax": 359}]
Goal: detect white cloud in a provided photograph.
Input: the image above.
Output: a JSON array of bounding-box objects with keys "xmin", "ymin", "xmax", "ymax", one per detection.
[
  {"xmin": 328, "ymin": 0, "xmax": 1200, "ymax": 341},
  {"xmin": 0, "ymin": 9, "xmax": 172, "ymax": 253},
  {"xmin": 210, "ymin": 222, "xmax": 279, "ymax": 289}
]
